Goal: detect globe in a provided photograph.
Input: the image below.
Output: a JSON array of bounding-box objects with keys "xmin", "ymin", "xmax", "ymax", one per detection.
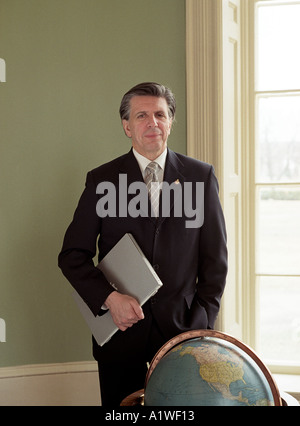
[{"xmin": 143, "ymin": 330, "xmax": 282, "ymax": 406}]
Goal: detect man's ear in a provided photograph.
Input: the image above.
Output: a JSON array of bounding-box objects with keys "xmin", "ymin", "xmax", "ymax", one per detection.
[{"xmin": 122, "ymin": 120, "xmax": 132, "ymax": 138}]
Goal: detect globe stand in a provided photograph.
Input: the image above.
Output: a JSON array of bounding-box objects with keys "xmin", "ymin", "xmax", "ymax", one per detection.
[{"xmin": 120, "ymin": 389, "xmax": 144, "ymax": 406}]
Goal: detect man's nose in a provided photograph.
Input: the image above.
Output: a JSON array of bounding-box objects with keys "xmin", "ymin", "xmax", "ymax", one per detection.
[{"xmin": 147, "ymin": 115, "xmax": 158, "ymax": 127}]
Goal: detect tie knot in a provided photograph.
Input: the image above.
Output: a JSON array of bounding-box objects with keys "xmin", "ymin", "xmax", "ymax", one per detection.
[{"xmin": 146, "ymin": 161, "xmax": 160, "ymax": 176}]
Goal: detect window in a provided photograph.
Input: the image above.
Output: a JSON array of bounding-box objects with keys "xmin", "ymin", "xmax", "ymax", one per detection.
[
  {"xmin": 254, "ymin": 0, "xmax": 300, "ymax": 370},
  {"xmin": 185, "ymin": 0, "xmax": 300, "ymax": 373}
]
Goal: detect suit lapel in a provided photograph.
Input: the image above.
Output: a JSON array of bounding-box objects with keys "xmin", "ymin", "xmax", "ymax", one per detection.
[
  {"xmin": 163, "ymin": 149, "xmax": 185, "ymax": 185},
  {"xmin": 158, "ymin": 149, "xmax": 186, "ymax": 226},
  {"xmin": 119, "ymin": 148, "xmax": 144, "ymax": 182}
]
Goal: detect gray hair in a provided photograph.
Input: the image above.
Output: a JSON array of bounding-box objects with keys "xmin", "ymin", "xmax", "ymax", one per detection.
[{"xmin": 119, "ymin": 82, "xmax": 176, "ymax": 121}]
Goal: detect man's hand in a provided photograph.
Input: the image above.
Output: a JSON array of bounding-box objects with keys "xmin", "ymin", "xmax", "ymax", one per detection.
[{"xmin": 104, "ymin": 291, "xmax": 144, "ymax": 331}]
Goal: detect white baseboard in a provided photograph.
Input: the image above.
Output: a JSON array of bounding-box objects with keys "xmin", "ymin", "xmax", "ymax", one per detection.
[{"xmin": 0, "ymin": 361, "xmax": 101, "ymax": 406}]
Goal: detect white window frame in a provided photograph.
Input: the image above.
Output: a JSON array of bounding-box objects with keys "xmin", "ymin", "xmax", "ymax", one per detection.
[{"xmin": 186, "ymin": 0, "xmax": 300, "ymax": 375}]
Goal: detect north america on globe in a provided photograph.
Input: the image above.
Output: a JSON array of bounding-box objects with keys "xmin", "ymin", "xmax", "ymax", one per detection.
[{"xmin": 176, "ymin": 343, "xmax": 271, "ymax": 406}]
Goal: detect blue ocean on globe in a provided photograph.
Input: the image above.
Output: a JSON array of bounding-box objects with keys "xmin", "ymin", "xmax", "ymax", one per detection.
[{"xmin": 144, "ymin": 337, "xmax": 275, "ymax": 406}]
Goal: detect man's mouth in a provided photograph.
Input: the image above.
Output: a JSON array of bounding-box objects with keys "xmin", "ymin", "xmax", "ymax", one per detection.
[{"xmin": 145, "ymin": 131, "xmax": 162, "ymax": 138}]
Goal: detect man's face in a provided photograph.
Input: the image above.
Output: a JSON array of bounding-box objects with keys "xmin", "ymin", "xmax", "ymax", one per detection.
[{"xmin": 122, "ymin": 96, "xmax": 173, "ymax": 160}]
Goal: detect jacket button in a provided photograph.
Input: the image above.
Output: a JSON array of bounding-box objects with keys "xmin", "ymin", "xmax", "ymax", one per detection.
[
  {"xmin": 151, "ymin": 297, "xmax": 157, "ymax": 304},
  {"xmin": 153, "ymin": 264, "xmax": 159, "ymax": 271}
]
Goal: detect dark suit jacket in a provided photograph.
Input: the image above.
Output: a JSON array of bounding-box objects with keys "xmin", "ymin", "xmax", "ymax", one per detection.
[{"xmin": 58, "ymin": 148, "xmax": 227, "ymax": 355}]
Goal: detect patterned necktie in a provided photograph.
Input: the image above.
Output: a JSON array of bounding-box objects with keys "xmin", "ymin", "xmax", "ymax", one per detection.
[{"xmin": 145, "ymin": 162, "xmax": 161, "ymax": 217}]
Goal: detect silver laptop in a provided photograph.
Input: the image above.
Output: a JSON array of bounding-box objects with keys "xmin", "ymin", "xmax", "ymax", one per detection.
[{"xmin": 72, "ymin": 233, "xmax": 163, "ymax": 346}]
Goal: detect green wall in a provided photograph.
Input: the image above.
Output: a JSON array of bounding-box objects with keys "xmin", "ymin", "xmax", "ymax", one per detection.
[{"xmin": 0, "ymin": 0, "xmax": 186, "ymax": 366}]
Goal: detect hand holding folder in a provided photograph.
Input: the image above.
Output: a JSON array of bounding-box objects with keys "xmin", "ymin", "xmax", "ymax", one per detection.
[
  {"xmin": 104, "ymin": 291, "xmax": 145, "ymax": 331},
  {"xmin": 72, "ymin": 233, "xmax": 163, "ymax": 346}
]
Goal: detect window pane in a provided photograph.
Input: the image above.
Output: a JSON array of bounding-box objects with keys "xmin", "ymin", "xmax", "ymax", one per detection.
[
  {"xmin": 256, "ymin": 3, "xmax": 300, "ymax": 91},
  {"xmin": 259, "ymin": 276, "xmax": 300, "ymax": 364},
  {"xmin": 257, "ymin": 95, "xmax": 300, "ymax": 183},
  {"xmin": 256, "ymin": 187, "xmax": 300, "ymax": 275}
]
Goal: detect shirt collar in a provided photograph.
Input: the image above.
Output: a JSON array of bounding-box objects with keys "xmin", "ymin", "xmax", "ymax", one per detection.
[{"xmin": 132, "ymin": 147, "xmax": 167, "ymax": 175}]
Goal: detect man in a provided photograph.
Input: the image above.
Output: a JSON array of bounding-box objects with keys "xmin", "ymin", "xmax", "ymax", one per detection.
[{"xmin": 58, "ymin": 82, "xmax": 227, "ymax": 406}]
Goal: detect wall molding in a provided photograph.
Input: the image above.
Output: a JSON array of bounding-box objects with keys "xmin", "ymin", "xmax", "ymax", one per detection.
[
  {"xmin": 0, "ymin": 360, "xmax": 98, "ymax": 379},
  {"xmin": 0, "ymin": 361, "xmax": 100, "ymax": 406}
]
